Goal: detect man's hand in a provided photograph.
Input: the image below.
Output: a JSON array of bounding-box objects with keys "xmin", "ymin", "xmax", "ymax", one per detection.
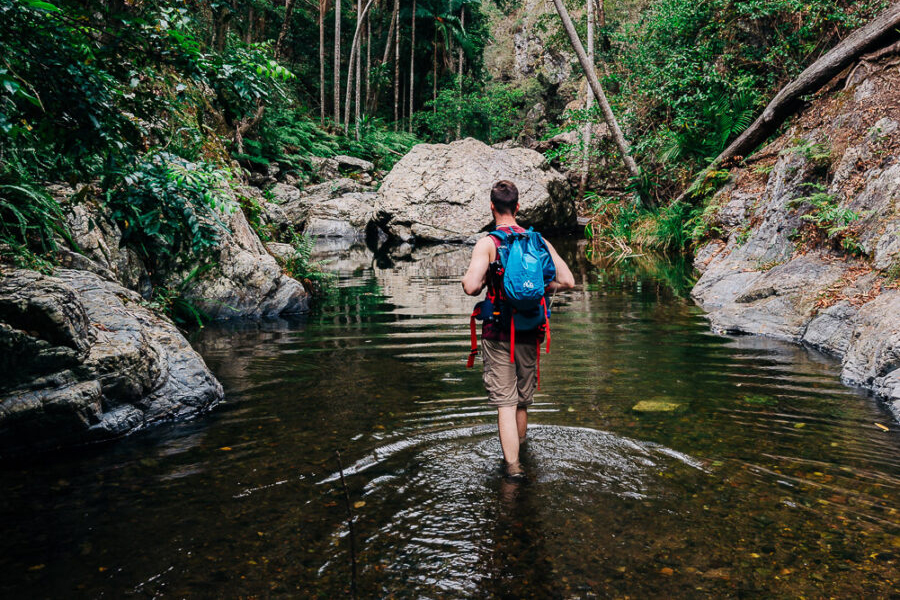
[
  {"xmin": 461, "ymin": 237, "xmax": 495, "ymax": 296},
  {"xmin": 545, "ymin": 240, "xmax": 575, "ymax": 291}
]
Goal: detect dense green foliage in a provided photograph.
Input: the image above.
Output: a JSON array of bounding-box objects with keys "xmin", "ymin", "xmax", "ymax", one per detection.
[
  {"xmin": 0, "ymin": 0, "xmax": 505, "ymax": 272},
  {"xmin": 607, "ymin": 0, "xmax": 886, "ymax": 189},
  {"xmin": 417, "ymin": 78, "xmax": 526, "ymax": 143},
  {"xmin": 573, "ymin": 0, "xmax": 887, "ymax": 251},
  {"xmin": 0, "ymin": 166, "xmax": 72, "ymax": 270}
]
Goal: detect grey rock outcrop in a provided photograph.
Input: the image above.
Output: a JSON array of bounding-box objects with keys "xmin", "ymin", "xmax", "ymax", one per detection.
[
  {"xmin": 0, "ymin": 269, "xmax": 223, "ymax": 456},
  {"xmin": 333, "ymin": 155, "xmax": 375, "ymax": 174},
  {"xmin": 55, "ymin": 187, "xmax": 149, "ymax": 294},
  {"xmin": 691, "ymin": 59, "xmax": 900, "ymax": 417},
  {"xmin": 269, "ymin": 179, "xmax": 375, "ymax": 241},
  {"xmin": 375, "ymin": 138, "xmax": 574, "ymax": 243},
  {"xmin": 57, "ymin": 185, "xmax": 308, "ymax": 320},
  {"xmin": 179, "ymin": 206, "xmax": 308, "ymax": 319}
]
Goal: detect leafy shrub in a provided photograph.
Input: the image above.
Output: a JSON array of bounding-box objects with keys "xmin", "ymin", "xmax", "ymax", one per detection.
[
  {"xmin": 145, "ymin": 264, "xmax": 211, "ymax": 328},
  {"xmin": 107, "ymin": 152, "xmax": 235, "ymax": 273},
  {"xmin": 241, "ymin": 108, "xmax": 339, "ymax": 170},
  {"xmin": 340, "ymin": 117, "xmax": 420, "ymax": 170}
]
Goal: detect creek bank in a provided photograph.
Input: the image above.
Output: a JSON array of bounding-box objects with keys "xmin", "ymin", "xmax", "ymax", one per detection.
[
  {"xmin": 0, "ymin": 269, "xmax": 223, "ymax": 457},
  {"xmin": 0, "ymin": 171, "xmax": 317, "ymax": 454},
  {"xmin": 691, "ymin": 57, "xmax": 900, "ymax": 417}
]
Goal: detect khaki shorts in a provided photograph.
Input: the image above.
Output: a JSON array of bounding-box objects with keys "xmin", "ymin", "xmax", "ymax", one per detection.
[{"xmin": 482, "ymin": 338, "xmax": 537, "ymax": 408}]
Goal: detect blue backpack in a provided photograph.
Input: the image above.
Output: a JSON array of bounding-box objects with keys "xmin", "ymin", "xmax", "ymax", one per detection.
[{"xmin": 489, "ymin": 227, "xmax": 556, "ymax": 331}]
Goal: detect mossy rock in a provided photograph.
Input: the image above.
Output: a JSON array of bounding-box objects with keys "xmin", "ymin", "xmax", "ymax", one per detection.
[{"xmin": 632, "ymin": 399, "xmax": 686, "ymax": 413}]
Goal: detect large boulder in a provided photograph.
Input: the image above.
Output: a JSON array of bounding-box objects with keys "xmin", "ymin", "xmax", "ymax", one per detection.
[
  {"xmin": 374, "ymin": 138, "xmax": 574, "ymax": 243},
  {"xmin": 0, "ymin": 269, "xmax": 223, "ymax": 457}
]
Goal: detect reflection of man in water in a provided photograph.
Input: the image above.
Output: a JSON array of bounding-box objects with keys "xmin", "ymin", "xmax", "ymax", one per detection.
[{"xmin": 461, "ymin": 181, "xmax": 575, "ymax": 480}]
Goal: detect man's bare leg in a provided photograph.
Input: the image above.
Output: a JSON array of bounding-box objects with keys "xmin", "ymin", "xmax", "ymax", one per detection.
[
  {"xmin": 497, "ymin": 405, "xmax": 521, "ymax": 465},
  {"xmin": 517, "ymin": 407, "xmax": 528, "ymax": 444}
]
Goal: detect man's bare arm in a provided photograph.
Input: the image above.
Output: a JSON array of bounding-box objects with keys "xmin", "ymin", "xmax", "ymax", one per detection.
[
  {"xmin": 461, "ymin": 237, "xmax": 495, "ymax": 296},
  {"xmin": 544, "ymin": 239, "xmax": 575, "ymax": 291}
]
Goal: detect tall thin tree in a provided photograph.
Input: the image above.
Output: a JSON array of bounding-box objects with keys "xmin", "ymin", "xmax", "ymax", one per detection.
[
  {"xmin": 371, "ymin": 1, "xmax": 397, "ymax": 112},
  {"xmin": 343, "ymin": 0, "xmax": 379, "ymax": 135},
  {"xmin": 365, "ymin": 8, "xmax": 371, "ymax": 113},
  {"xmin": 456, "ymin": 3, "xmax": 464, "ymax": 138},
  {"xmin": 334, "ymin": 0, "xmax": 342, "ymax": 123},
  {"xmin": 408, "ymin": 0, "xmax": 416, "ymax": 133},
  {"xmin": 355, "ymin": 0, "xmax": 362, "ymax": 127},
  {"xmin": 393, "ymin": 0, "xmax": 400, "ymax": 128},
  {"xmin": 274, "ymin": 0, "xmax": 296, "ymax": 59},
  {"xmin": 320, "ymin": 0, "xmax": 328, "ymax": 123}
]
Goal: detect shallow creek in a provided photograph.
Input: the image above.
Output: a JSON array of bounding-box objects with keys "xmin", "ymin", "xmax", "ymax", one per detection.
[{"xmin": 1, "ymin": 240, "xmax": 898, "ymax": 598}]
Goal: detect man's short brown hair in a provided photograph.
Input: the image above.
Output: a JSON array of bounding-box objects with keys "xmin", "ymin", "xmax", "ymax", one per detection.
[{"xmin": 491, "ymin": 180, "xmax": 519, "ymax": 215}]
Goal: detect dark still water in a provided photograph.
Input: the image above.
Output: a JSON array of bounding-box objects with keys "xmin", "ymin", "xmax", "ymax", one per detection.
[{"xmin": 2, "ymin": 240, "xmax": 899, "ymax": 598}]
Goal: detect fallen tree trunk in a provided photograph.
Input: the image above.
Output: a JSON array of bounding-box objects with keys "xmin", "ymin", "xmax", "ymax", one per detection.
[
  {"xmin": 679, "ymin": 2, "xmax": 900, "ymax": 203},
  {"xmin": 549, "ymin": 0, "xmax": 642, "ymax": 195}
]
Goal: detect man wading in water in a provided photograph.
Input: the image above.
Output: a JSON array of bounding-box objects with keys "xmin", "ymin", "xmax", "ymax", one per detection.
[{"xmin": 462, "ymin": 181, "xmax": 575, "ymax": 480}]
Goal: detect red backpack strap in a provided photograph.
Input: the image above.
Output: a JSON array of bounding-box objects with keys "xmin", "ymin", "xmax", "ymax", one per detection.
[
  {"xmin": 541, "ymin": 297, "xmax": 550, "ymax": 354},
  {"xmin": 509, "ymin": 313, "xmax": 515, "ymax": 363},
  {"xmin": 466, "ymin": 307, "xmax": 479, "ymax": 368}
]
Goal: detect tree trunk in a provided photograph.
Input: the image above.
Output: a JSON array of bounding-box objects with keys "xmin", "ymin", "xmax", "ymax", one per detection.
[
  {"xmin": 456, "ymin": 7, "xmax": 464, "ymax": 138},
  {"xmin": 274, "ymin": 0, "xmax": 296, "ymax": 59},
  {"xmin": 678, "ymin": 2, "xmax": 900, "ymax": 203},
  {"xmin": 373, "ymin": 2, "xmax": 397, "ymax": 113},
  {"xmin": 334, "ymin": 0, "xmax": 341, "ymax": 124},
  {"xmin": 234, "ymin": 100, "xmax": 265, "ymax": 154},
  {"xmin": 550, "ymin": 0, "xmax": 641, "ymax": 186},
  {"xmin": 408, "ymin": 0, "xmax": 416, "ymax": 133},
  {"xmin": 393, "ymin": 0, "xmax": 400, "ymax": 128},
  {"xmin": 365, "ymin": 14, "xmax": 371, "ymax": 114},
  {"xmin": 355, "ymin": 0, "xmax": 362, "ymax": 131},
  {"xmin": 320, "ymin": 0, "xmax": 327, "ymax": 123},
  {"xmin": 578, "ymin": 0, "xmax": 595, "ymax": 202},
  {"xmin": 432, "ymin": 35, "xmax": 437, "ymax": 111},
  {"xmin": 246, "ymin": 7, "xmax": 254, "ymax": 43}
]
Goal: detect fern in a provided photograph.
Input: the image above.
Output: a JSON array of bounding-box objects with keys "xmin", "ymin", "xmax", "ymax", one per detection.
[{"xmin": 0, "ymin": 166, "xmax": 74, "ymax": 269}]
